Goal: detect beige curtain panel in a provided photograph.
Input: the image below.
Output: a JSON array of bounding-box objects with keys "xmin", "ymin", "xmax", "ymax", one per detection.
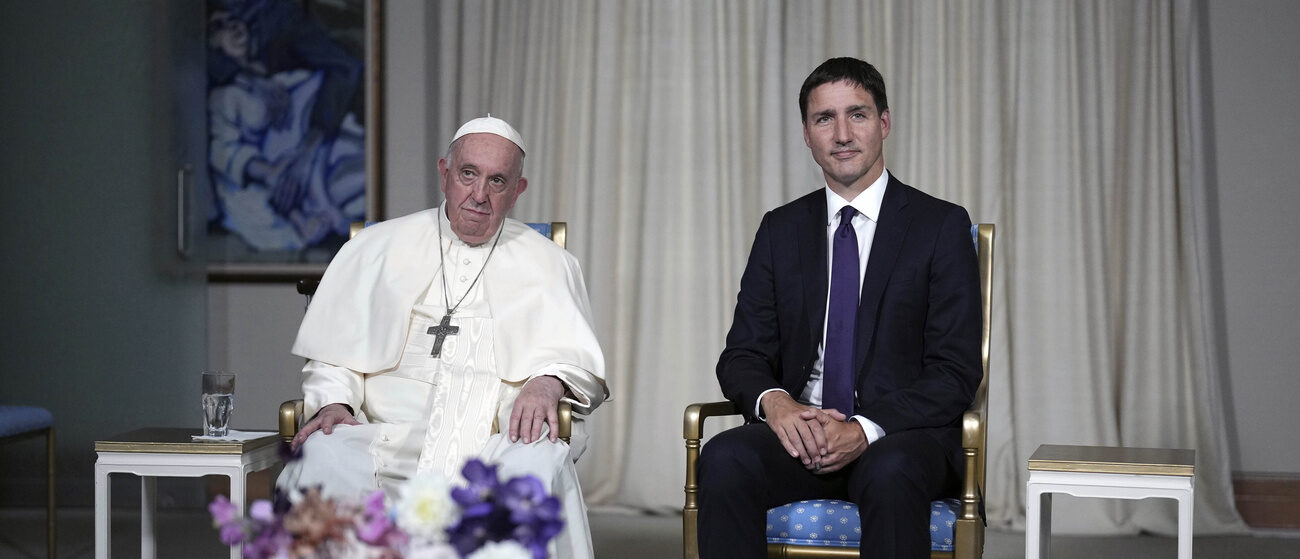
[{"xmin": 429, "ymin": 0, "xmax": 1245, "ymax": 535}]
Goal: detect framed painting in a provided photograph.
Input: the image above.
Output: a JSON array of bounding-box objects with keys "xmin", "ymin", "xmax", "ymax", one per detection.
[{"xmin": 203, "ymin": 0, "xmax": 383, "ymax": 280}]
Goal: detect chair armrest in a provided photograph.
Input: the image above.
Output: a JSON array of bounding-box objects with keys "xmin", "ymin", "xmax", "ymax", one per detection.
[
  {"xmin": 557, "ymin": 401, "xmax": 572, "ymax": 444},
  {"xmin": 962, "ymin": 407, "xmax": 985, "ymax": 450},
  {"xmin": 279, "ymin": 399, "xmax": 304, "ymax": 444},
  {"xmin": 683, "ymin": 401, "xmax": 740, "ymax": 559},
  {"xmin": 683, "ymin": 401, "xmax": 739, "ymax": 439},
  {"xmin": 682, "ymin": 402, "xmax": 740, "ymax": 503},
  {"xmin": 964, "ymin": 369, "xmax": 988, "ymax": 441}
]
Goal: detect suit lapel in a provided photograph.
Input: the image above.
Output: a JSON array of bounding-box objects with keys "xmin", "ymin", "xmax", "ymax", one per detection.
[
  {"xmin": 854, "ymin": 177, "xmax": 911, "ymax": 374},
  {"xmin": 799, "ymin": 194, "xmax": 828, "ymax": 352}
]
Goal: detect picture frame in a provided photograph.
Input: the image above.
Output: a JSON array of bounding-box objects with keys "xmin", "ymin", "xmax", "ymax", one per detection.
[{"xmin": 203, "ymin": 0, "xmax": 383, "ymax": 281}]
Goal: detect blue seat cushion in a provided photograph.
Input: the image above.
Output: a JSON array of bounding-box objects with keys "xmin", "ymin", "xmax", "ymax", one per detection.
[
  {"xmin": 0, "ymin": 405, "xmax": 54, "ymax": 438},
  {"xmin": 766, "ymin": 498, "xmax": 961, "ymax": 551}
]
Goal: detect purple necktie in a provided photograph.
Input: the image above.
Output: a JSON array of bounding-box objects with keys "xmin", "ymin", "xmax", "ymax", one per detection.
[{"xmin": 823, "ymin": 206, "xmax": 859, "ymax": 415}]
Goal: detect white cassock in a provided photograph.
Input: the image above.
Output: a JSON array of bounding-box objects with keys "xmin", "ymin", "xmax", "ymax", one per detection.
[{"xmin": 278, "ymin": 204, "xmax": 608, "ymax": 559}]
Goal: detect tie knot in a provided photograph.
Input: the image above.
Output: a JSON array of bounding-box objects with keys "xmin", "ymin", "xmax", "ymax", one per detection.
[{"xmin": 837, "ymin": 206, "xmax": 857, "ymax": 231}]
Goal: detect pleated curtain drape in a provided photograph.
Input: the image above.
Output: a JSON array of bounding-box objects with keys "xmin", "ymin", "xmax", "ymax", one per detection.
[{"xmin": 429, "ymin": 0, "xmax": 1245, "ymax": 534}]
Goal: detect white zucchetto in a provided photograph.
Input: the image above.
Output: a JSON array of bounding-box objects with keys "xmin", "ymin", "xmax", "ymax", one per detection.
[{"xmin": 450, "ymin": 115, "xmax": 526, "ymax": 156}]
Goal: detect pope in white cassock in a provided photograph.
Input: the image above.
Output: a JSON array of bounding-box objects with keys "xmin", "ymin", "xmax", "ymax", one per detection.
[{"xmin": 277, "ymin": 116, "xmax": 609, "ymax": 558}]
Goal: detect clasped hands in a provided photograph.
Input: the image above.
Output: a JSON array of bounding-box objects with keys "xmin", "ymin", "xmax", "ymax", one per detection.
[
  {"xmin": 291, "ymin": 375, "xmax": 568, "ymax": 451},
  {"xmin": 761, "ymin": 391, "xmax": 868, "ymax": 474}
]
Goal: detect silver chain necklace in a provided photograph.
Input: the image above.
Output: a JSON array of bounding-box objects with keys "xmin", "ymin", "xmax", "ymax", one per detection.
[{"xmin": 426, "ymin": 210, "xmax": 502, "ymax": 357}]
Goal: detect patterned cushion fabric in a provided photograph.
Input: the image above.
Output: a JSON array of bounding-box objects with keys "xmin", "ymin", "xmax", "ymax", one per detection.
[
  {"xmin": 0, "ymin": 405, "xmax": 54, "ymax": 439},
  {"xmin": 765, "ymin": 498, "xmax": 961, "ymax": 551}
]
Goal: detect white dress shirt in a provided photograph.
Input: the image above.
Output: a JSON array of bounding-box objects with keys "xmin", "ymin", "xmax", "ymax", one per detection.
[{"xmin": 757, "ymin": 170, "xmax": 890, "ymax": 444}]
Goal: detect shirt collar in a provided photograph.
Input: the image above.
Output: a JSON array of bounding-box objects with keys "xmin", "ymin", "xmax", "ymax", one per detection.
[
  {"xmin": 825, "ymin": 169, "xmax": 889, "ymax": 226},
  {"xmin": 437, "ymin": 202, "xmax": 458, "ymax": 248}
]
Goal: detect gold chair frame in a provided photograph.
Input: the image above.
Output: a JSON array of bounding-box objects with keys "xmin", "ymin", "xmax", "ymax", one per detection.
[
  {"xmin": 683, "ymin": 223, "xmax": 995, "ymax": 559},
  {"xmin": 279, "ymin": 222, "xmax": 574, "ymax": 444}
]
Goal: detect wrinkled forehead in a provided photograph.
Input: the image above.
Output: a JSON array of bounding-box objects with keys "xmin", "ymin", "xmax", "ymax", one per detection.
[{"xmin": 448, "ymin": 133, "xmax": 525, "ymax": 175}]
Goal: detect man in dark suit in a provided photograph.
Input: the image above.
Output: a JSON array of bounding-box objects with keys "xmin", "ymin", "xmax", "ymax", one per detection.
[{"xmin": 697, "ymin": 57, "xmax": 982, "ymax": 558}]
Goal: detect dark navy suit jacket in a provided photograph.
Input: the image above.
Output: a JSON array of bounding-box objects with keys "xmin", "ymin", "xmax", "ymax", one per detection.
[{"xmin": 716, "ymin": 174, "xmax": 983, "ymax": 469}]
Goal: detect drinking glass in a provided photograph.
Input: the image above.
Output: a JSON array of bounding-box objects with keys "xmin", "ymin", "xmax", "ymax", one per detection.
[{"xmin": 201, "ymin": 372, "xmax": 236, "ymax": 437}]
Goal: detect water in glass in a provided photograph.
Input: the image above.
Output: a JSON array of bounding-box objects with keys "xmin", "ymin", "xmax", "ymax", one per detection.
[{"xmin": 203, "ymin": 392, "xmax": 235, "ymax": 436}]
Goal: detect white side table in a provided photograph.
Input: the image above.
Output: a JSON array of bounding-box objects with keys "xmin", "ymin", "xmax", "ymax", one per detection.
[
  {"xmin": 1026, "ymin": 444, "xmax": 1195, "ymax": 559},
  {"xmin": 94, "ymin": 427, "xmax": 280, "ymax": 559}
]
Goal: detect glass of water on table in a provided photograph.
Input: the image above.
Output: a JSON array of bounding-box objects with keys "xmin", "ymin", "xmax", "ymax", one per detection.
[{"xmin": 201, "ymin": 372, "xmax": 236, "ymax": 437}]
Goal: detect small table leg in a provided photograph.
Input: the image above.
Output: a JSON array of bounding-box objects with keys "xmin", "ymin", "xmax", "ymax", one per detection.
[
  {"xmin": 1040, "ymin": 491, "xmax": 1053, "ymax": 558},
  {"xmin": 95, "ymin": 466, "xmax": 111, "ymax": 559},
  {"xmin": 229, "ymin": 469, "xmax": 245, "ymax": 559},
  {"xmin": 141, "ymin": 477, "xmax": 156, "ymax": 559},
  {"xmin": 1177, "ymin": 493, "xmax": 1193, "ymax": 559},
  {"xmin": 1025, "ymin": 486, "xmax": 1052, "ymax": 559}
]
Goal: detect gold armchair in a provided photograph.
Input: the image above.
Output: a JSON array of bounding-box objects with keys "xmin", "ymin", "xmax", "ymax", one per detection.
[
  {"xmin": 278, "ymin": 221, "xmax": 575, "ymax": 445},
  {"xmin": 683, "ymin": 223, "xmax": 995, "ymax": 559}
]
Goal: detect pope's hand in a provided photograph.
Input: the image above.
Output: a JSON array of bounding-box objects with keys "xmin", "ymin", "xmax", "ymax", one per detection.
[
  {"xmin": 292, "ymin": 403, "xmax": 360, "ymax": 451},
  {"xmin": 510, "ymin": 375, "xmax": 566, "ymax": 444}
]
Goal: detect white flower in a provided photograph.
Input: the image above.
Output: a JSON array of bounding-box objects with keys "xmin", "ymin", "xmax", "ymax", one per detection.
[
  {"xmin": 396, "ymin": 472, "xmax": 460, "ymax": 541},
  {"xmin": 466, "ymin": 540, "xmax": 532, "ymax": 559}
]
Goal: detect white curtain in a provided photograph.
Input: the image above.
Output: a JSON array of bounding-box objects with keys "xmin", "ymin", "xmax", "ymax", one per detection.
[{"xmin": 428, "ymin": 0, "xmax": 1245, "ymax": 534}]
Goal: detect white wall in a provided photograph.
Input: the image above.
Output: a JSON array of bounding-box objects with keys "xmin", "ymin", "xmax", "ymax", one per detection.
[
  {"xmin": 211, "ymin": 0, "xmax": 1300, "ymax": 476},
  {"xmin": 1205, "ymin": 0, "xmax": 1300, "ymax": 474}
]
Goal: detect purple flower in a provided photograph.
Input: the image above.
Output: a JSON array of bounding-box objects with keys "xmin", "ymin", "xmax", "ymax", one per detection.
[
  {"xmin": 249, "ymin": 500, "xmax": 276, "ymax": 523},
  {"xmin": 209, "ymin": 495, "xmax": 239, "ymax": 525},
  {"xmin": 503, "ymin": 477, "xmax": 562, "ymax": 525},
  {"xmin": 209, "ymin": 495, "xmax": 250, "ymax": 547},
  {"xmin": 448, "ymin": 502, "xmax": 514, "ymax": 556},
  {"xmin": 452, "ymin": 459, "xmax": 501, "ymax": 518},
  {"xmin": 499, "ymin": 477, "xmax": 563, "ymax": 559},
  {"xmin": 243, "ymin": 524, "xmax": 292, "ymax": 559},
  {"xmin": 210, "ymin": 457, "xmax": 564, "ymax": 558},
  {"xmin": 218, "ymin": 522, "xmax": 247, "ymax": 546},
  {"xmin": 271, "ymin": 487, "xmax": 293, "ymax": 516},
  {"xmin": 277, "ymin": 440, "xmax": 302, "ymax": 464},
  {"xmin": 447, "ymin": 464, "xmax": 564, "ymax": 558},
  {"xmin": 500, "ymin": 477, "xmax": 546, "ymax": 523}
]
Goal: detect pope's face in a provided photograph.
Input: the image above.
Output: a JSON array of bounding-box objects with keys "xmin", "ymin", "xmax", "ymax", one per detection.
[
  {"xmin": 438, "ymin": 133, "xmax": 528, "ymax": 245},
  {"xmin": 802, "ymin": 80, "xmax": 891, "ymax": 199}
]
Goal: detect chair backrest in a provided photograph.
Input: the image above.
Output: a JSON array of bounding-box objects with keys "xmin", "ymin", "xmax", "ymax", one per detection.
[
  {"xmin": 973, "ymin": 223, "xmax": 995, "ymax": 503},
  {"xmin": 525, "ymin": 222, "xmax": 567, "ymax": 249}
]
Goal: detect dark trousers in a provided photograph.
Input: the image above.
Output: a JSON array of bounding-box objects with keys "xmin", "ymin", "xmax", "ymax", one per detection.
[{"xmin": 697, "ymin": 423, "xmax": 959, "ymax": 559}]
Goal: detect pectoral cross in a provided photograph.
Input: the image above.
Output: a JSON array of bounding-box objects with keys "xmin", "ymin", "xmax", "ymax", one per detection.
[{"xmin": 427, "ymin": 314, "xmax": 459, "ymax": 357}]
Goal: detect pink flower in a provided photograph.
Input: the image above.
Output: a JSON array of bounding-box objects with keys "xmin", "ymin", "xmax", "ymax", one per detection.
[
  {"xmin": 211, "ymin": 458, "xmax": 563, "ymax": 557},
  {"xmin": 357, "ymin": 490, "xmax": 407, "ymax": 548}
]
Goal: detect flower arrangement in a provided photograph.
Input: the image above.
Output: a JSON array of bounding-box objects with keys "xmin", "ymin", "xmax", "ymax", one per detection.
[{"xmin": 211, "ymin": 458, "xmax": 563, "ymax": 559}]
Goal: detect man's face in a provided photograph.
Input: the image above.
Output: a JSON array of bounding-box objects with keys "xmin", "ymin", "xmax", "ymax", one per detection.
[
  {"xmin": 438, "ymin": 133, "xmax": 528, "ymax": 245},
  {"xmin": 802, "ymin": 80, "xmax": 891, "ymax": 198}
]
